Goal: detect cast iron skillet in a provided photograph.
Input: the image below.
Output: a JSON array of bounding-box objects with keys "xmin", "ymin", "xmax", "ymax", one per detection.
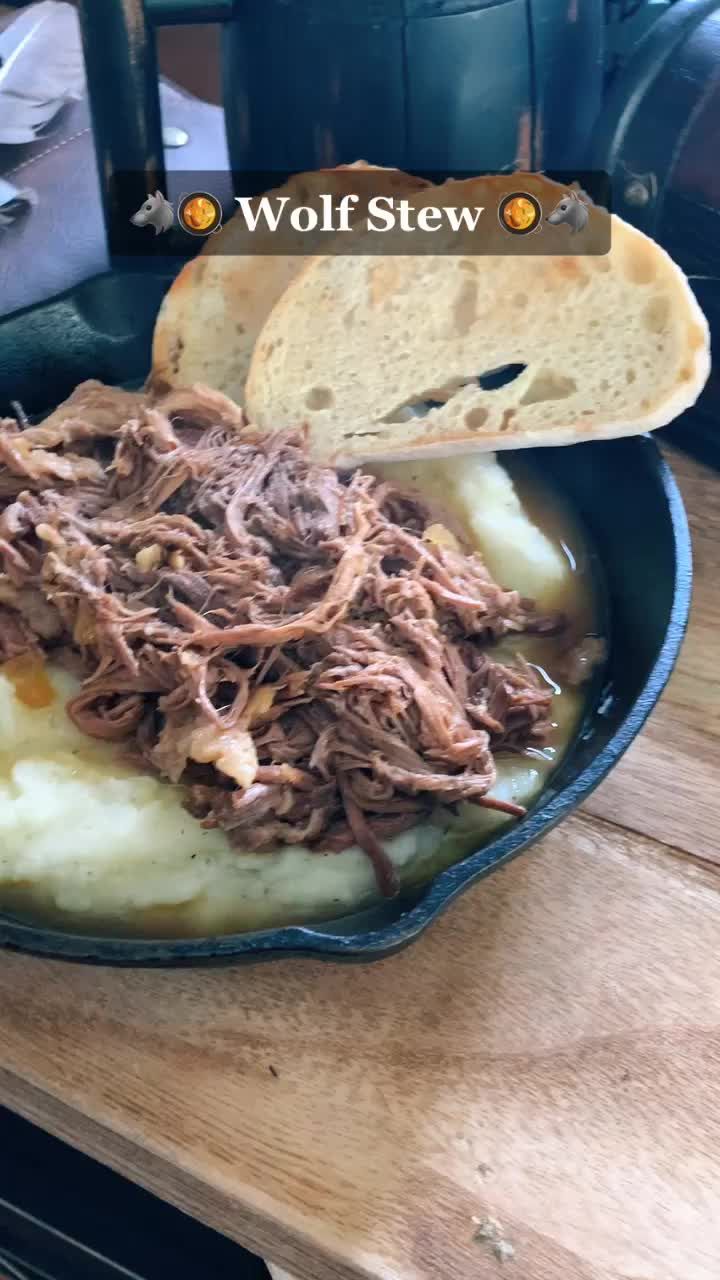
[{"xmin": 0, "ymin": 272, "xmax": 692, "ymax": 965}]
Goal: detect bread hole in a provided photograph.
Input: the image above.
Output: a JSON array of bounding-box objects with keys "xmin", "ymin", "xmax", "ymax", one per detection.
[
  {"xmin": 519, "ymin": 370, "xmax": 576, "ymax": 405},
  {"xmin": 343, "ymin": 308, "xmax": 356, "ymax": 329},
  {"xmin": 305, "ymin": 386, "xmax": 334, "ymax": 410},
  {"xmin": 235, "ymin": 322, "xmax": 245, "ymax": 335},
  {"xmin": 599, "ymin": 379, "xmax": 609, "ymax": 392},
  {"xmin": 644, "ymin": 295, "xmax": 670, "ymax": 333},
  {"xmin": 465, "ymin": 407, "xmax": 489, "ymax": 431},
  {"xmin": 381, "ymin": 365, "xmax": 526, "ymax": 425},
  {"xmin": 459, "ymin": 258, "xmax": 478, "ymax": 274},
  {"xmin": 626, "ymin": 369, "xmax": 636, "ymax": 384},
  {"xmin": 499, "ymin": 409, "xmax": 517, "ymax": 431},
  {"xmin": 477, "ymin": 363, "xmax": 526, "ymax": 391},
  {"xmin": 453, "ymin": 279, "xmax": 477, "ymax": 336},
  {"xmin": 513, "ymin": 293, "xmax": 528, "ymax": 307},
  {"xmin": 380, "ymin": 377, "xmax": 476, "ymax": 423}
]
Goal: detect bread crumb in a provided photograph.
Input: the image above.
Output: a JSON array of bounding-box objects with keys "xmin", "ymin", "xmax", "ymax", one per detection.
[
  {"xmin": 474, "ymin": 1216, "xmax": 503, "ymax": 1242},
  {"xmin": 494, "ymin": 1240, "xmax": 515, "ymax": 1263}
]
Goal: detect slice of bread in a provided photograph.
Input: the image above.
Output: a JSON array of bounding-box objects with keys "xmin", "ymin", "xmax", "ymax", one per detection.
[
  {"xmin": 150, "ymin": 163, "xmax": 431, "ymax": 405},
  {"xmin": 244, "ymin": 173, "xmax": 710, "ymax": 465}
]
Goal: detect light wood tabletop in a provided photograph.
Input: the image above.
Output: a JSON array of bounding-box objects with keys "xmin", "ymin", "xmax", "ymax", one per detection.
[{"xmin": 0, "ymin": 445, "xmax": 718, "ymax": 1280}]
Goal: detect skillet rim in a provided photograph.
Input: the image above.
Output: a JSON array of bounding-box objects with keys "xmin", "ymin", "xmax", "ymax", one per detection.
[{"xmin": 0, "ymin": 434, "xmax": 691, "ymax": 965}]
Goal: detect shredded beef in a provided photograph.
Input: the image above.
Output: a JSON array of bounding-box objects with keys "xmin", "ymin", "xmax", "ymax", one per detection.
[{"xmin": 0, "ymin": 382, "xmax": 563, "ymax": 895}]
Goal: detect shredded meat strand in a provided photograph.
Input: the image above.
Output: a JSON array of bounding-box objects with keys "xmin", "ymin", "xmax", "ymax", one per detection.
[{"xmin": 0, "ymin": 381, "xmax": 563, "ymax": 895}]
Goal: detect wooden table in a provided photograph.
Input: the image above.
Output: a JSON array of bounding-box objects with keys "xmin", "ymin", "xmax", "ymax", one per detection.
[{"xmin": 0, "ymin": 447, "xmax": 718, "ymax": 1280}]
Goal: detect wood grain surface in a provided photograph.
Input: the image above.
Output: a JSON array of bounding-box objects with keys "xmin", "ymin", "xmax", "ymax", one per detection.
[{"xmin": 0, "ymin": 447, "xmax": 718, "ymax": 1280}]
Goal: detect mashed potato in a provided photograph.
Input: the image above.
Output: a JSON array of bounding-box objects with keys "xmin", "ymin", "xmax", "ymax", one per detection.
[
  {"xmin": 0, "ymin": 457, "xmax": 591, "ymax": 936},
  {"xmin": 0, "ymin": 666, "xmax": 555, "ymax": 935},
  {"xmin": 373, "ymin": 454, "xmax": 569, "ymax": 605}
]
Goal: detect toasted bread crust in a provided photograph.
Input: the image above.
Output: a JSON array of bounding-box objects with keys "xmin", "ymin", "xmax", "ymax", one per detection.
[{"xmin": 150, "ymin": 164, "xmax": 432, "ymax": 406}]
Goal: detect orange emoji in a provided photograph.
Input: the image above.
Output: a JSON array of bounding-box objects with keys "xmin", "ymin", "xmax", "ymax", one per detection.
[
  {"xmin": 499, "ymin": 192, "xmax": 542, "ymax": 236},
  {"xmin": 178, "ymin": 192, "xmax": 222, "ymax": 236}
]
